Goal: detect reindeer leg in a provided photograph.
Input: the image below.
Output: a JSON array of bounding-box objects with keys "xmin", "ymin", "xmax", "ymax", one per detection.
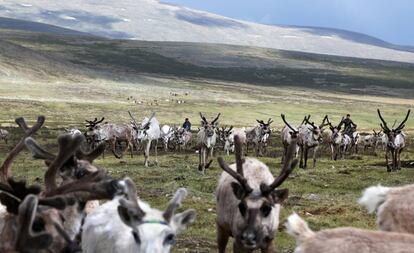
[
  {"xmin": 217, "ymin": 224, "xmax": 229, "ymax": 253},
  {"xmin": 303, "ymin": 146, "xmax": 309, "ymax": 169},
  {"xmin": 202, "ymin": 148, "xmax": 207, "ymax": 175},
  {"xmin": 313, "ymin": 146, "xmax": 318, "ymax": 168},
  {"xmin": 198, "ymin": 147, "xmax": 203, "ymax": 172},
  {"xmin": 299, "ymin": 145, "xmax": 304, "ymax": 168},
  {"xmin": 385, "ymin": 149, "xmax": 390, "ymax": 172},
  {"xmin": 398, "ymin": 148, "xmax": 403, "ymax": 170},
  {"xmin": 281, "ymin": 145, "xmax": 286, "ymax": 164},
  {"xmin": 154, "ymin": 140, "xmax": 158, "ymax": 165},
  {"xmin": 144, "ymin": 140, "xmax": 151, "ymax": 167}
]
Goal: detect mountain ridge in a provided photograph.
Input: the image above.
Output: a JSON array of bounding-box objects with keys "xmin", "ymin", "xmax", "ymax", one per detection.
[{"xmin": 1, "ymin": 0, "xmax": 414, "ymax": 63}]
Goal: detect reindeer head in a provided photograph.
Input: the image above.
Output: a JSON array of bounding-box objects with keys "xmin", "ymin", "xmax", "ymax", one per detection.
[
  {"xmin": 24, "ymin": 135, "xmax": 105, "ymax": 182},
  {"xmin": 199, "ymin": 112, "xmax": 221, "ymax": 137},
  {"xmin": 174, "ymin": 127, "xmax": 186, "ymax": 145},
  {"xmin": 256, "ymin": 118, "xmax": 273, "ymax": 136},
  {"xmin": 218, "ymin": 135, "xmax": 298, "ymax": 249},
  {"xmin": 129, "ymin": 111, "xmax": 156, "ymax": 142},
  {"xmin": 377, "ymin": 109, "xmax": 410, "ymax": 149},
  {"xmin": 304, "ymin": 115, "xmax": 328, "ymax": 144},
  {"xmin": 117, "ymin": 178, "xmax": 196, "ymax": 253},
  {"xmin": 84, "ymin": 117, "xmax": 105, "ymax": 143}
]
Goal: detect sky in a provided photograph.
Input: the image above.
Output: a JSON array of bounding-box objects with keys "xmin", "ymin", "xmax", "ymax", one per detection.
[{"xmin": 165, "ymin": 0, "xmax": 414, "ymax": 46}]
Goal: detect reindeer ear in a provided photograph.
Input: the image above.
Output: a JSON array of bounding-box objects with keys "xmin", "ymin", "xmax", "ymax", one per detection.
[
  {"xmin": 117, "ymin": 205, "xmax": 135, "ymax": 227},
  {"xmin": 231, "ymin": 182, "xmax": 246, "ymax": 200},
  {"xmin": 172, "ymin": 209, "xmax": 196, "ymax": 233},
  {"xmin": 270, "ymin": 188, "xmax": 289, "ymax": 204}
]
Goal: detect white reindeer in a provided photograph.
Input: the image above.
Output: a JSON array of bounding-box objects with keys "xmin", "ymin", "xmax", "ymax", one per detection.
[
  {"xmin": 82, "ymin": 178, "xmax": 196, "ymax": 253},
  {"xmin": 129, "ymin": 111, "xmax": 161, "ymax": 167},
  {"xmin": 362, "ymin": 129, "xmax": 382, "ymax": 153},
  {"xmin": 160, "ymin": 125, "xmax": 176, "ymax": 152}
]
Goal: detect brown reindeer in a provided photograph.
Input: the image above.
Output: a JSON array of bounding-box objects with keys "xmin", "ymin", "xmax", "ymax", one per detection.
[
  {"xmin": 215, "ymin": 134, "xmax": 298, "ymax": 253},
  {"xmin": 0, "ymin": 116, "xmax": 122, "ymax": 249},
  {"xmin": 377, "ymin": 109, "xmax": 410, "ymax": 171}
]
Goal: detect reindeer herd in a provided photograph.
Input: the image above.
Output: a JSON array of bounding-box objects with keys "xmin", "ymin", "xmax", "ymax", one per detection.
[{"xmin": 0, "ymin": 108, "xmax": 411, "ymax": 252}]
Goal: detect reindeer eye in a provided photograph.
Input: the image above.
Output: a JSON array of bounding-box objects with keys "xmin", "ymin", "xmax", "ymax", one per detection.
[
  {"xmin": 238, "ymin": 202, "xmax": 247, "ymax": 217},
  {"xmin": 132, "ymin": 231, "xmax": 141, "ymax": 244},
  {"xmin": 260, "ymin": 203, "xmax": 272, "ymax": 217},
  {"xmin": 164, "ymin": 233, "xmax": 176, "ymax": 245}
]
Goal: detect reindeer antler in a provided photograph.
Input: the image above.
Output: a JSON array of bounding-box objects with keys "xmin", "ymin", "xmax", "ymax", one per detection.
[
  {"xmin": 163, "ymin": 188, "xmax": 188, "ymax": 222},
  {"xmin": 377, "ymin": 109, "xmax": 390, "ymax": 132},
  {"xmin": 217, "ymin": 135, "xmax": 253, "ymax": 194},
  {"xmin": 0, "ymin": 116, "xmax": 45, "ymax": 183},
  {"xmin": 281, "ymin": 114, "xmax": 298, "ymax": 134},
  {"xmin": 199, "ymin": 112, "xmax": 208, "ymax": 123},
  {"xmin": 15, "ymin": 195, "xmax": 53, "ymax": 252},
  {"xmin": 212, "ymin": 113, "xmax": 221, "ymax": 124},
  {"xmin": 44, "ymin": 134, "xmax": 84, "ymax": 195},
  {"xmin": 118, "ymin": 178, "xmax": 145, "ymax": 221},
  {"xmin": 395, "ymin": 109, "xmax": 411, "ymax": 131},
  {"xmin": 267, "ymin": 118, "xmax": 274, "ymax": 125},
  {"xmin": 128, "ymin": 111, "xmax": 140, "ymax": 130},
  {"xmin": 319, "ymin": 115, "xmax": 329, "ymax": 129},
  {"xmin": 261, "ymin": 136, "xmax": 298, "ymax": 195}
]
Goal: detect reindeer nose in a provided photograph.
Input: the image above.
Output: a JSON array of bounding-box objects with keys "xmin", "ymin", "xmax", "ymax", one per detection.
[{"xmin": 242, "ymin": 232, "xmax": 257, "ymax": 245}]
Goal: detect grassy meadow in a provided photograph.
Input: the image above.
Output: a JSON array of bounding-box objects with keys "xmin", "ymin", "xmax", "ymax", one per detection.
[{"xmin": 0, "ymin": 28, "xmax": 414, "ymax": 252}]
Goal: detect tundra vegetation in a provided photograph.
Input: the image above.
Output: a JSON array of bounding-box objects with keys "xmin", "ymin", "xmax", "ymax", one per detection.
[{"xmin": 0, "ymin": 29, "xmax": 413, "ymax": 252}]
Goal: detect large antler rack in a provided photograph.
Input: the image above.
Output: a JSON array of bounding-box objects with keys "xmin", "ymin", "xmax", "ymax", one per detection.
[
  {"xmin": 218, "ymin": 135, "xmax": 253, "ymax": 194},
  {"xmin": 0, "ymin": 116, "xmax": 45, "ymax": 183}
]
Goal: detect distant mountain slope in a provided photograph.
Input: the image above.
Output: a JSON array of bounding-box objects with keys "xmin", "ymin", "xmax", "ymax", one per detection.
[
  {"xmin": 0, "ymin": 17, "xmax": 94, "ymax": 37},
  {"xmin": 1, "ymin": 0, "xmax": 414, "ymax": 63},
  {"xmin": 1, "ymin": 29, "xmax": 413, "ymax": 99}
]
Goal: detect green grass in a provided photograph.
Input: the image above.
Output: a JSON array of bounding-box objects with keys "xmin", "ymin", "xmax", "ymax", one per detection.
[
  {"xmin": 1, "ymin": 128, "xmax": 413, "ymax": 252},
  {"xmin": 1, "ymin": 28, "xmax": 414, "ymax": 252}
]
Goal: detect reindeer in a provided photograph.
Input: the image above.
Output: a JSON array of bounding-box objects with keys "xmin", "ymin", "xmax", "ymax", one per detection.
[
  {"xmin": 85, "ymin": 117, "xmax": 105, "ymax": 147},
  {"xmin": 281, "ymin": 114, "xmax": 306, "ymax": 163},
  {"xmin": 160, "ymin": 125, "xmax": 176, "ymax": 152},
  {"xmin": 129, "ymin": 111, "xmax": 161, "ymax": 167},
  {"xmin": 377, "ymin": 109, "xmax": 410, "ymax": 171},
  {"xmin": 215, "ymin": 135, "xmax": 298, "ymax": 253},
  {"xmin": 85, "ymin": 117, "xmax": 135, "ymax": 159},
  {"xmin": 0, "ymin": 193, "xmax": 80, "ymax": 253},
  {"xmin": 359, "ymin": 183, "xmax": 414, "ymax": 234},
  {"xmin": 82, "ymin": 178, "xmax": 196, "ymax": 253},
  {"xmin": 220, "ymin": 127, "xmax": 247, "ymax": 156},
  {"xmin": 362, "ymin": 129, "xmax": 382, "ymax": 153},
  {"xmin": 219, "ymin": 126, "xmax": 234, "ymax": 155},
  {"xmin": 0, "ymin": 116, "xmax": 121, "ymax": 252},
  {"xmin": 197, "ymin": 112, "xmax": 220, "ymax": 174},
  {"xmin": 246, "ymin": 118, "xmax": 273, "ymax": 156},
  {"xmin": 0, "ymin": 129, "xmax": 9, "ymax": 144},
  {"xmin": 174, "ymin": 127, "xmax": 193, "ymax": 151},
  {"xmin": 286, "ymin": 212, "xmax": 414, "ymax": 253},
  {"xmin": 298, "ymin": 115, "xmax": 328, "ymax": 168},
  {"xmin": 325, "ymin": 116, "xmax": 348, "ymax": 160}
]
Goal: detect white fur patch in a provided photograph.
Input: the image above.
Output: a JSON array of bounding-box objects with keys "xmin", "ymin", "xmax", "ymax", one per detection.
[{"xmin": 358, "ymin": 185, "xmax": 390, "ymax": 214}]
